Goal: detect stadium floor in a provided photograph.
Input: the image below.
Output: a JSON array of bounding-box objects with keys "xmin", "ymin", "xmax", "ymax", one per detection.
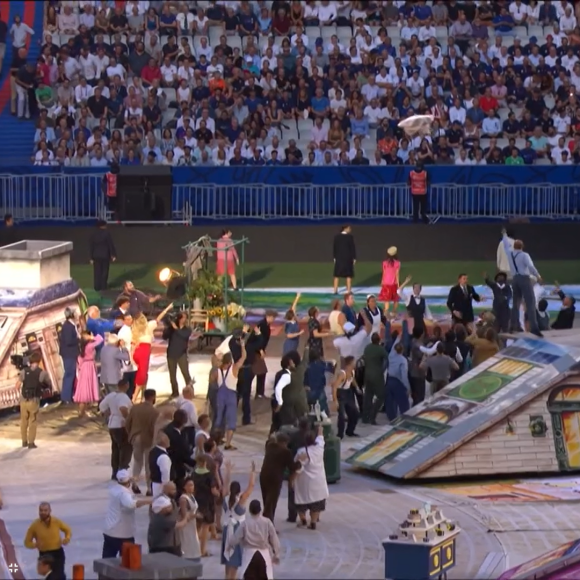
[{"xmin": 74, "ymin": 260, "xmax": 580, "ymax": 306}]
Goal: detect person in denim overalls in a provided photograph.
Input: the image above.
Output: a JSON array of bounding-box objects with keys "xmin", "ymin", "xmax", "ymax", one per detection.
[{"xmin": 215, "ymin": 345, "xmax": 246, "ymax": 451}]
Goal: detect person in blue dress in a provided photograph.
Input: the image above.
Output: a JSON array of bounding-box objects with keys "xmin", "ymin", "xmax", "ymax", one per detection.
[
  {"xmin": 282, "ymin": 292, "xmax": 303, "ymax": 355},
  {"xmin": 221, "ymin": 460, "xmax": 256, "ymax": 580}
]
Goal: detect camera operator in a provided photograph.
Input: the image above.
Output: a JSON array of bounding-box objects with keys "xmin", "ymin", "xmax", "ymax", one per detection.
[
  {"xmin": 17, "ymin": 351, "xmax": 51, "ymax": 449},
  {"xmin": 164, "ymin": 310, "xmax": 193, "ymax": 398}
]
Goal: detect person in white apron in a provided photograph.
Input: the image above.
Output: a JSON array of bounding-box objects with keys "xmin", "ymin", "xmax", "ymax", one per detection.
[
  {"xmin": 227, "ymin": 499, "xmax": 281, "ymax": 580},
  {"xmin": 359, "ymin": 294, "xmax": 385, "ymax": 347},
  {"xmin": 221, "ymin": 461, "xmax": 256, "ymax": 580},
  {"xmin": 178, "ymin": 478, "xmax": 202, "ymax": 559}
]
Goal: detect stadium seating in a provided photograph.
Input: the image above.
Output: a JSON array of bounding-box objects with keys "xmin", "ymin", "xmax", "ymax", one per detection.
[{"xmin": 18, "ymin": 0, "xmax": 580, "ymax": 167}]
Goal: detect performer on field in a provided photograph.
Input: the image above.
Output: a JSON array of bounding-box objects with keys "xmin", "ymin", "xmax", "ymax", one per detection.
[{"xmin": 332, "ymin": 225, "xmax": 356, "ymax": 294}]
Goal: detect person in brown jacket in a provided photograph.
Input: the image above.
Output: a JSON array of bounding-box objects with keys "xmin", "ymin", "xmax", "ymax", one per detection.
[
  {"xmin": 125, "ymin": 388, "xmax": 159, "ymax": 495},
  {"xmin": 259, "ymin": 432, "xmax": 302, "ymax": 523},
  {"xmin": 466, "ymin": 327, "xmax": 500, "ymax": 367}
]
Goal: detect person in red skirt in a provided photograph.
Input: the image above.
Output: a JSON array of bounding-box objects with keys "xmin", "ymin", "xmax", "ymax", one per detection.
[
  {"xmin": 131, "ymin": 304, "xmax": 175, "ymax": 403},
  {"xmin": 216, "ymin": 229, "xmax": 239, "ymax": 290},
  {"xmin": 378, "ymin": 246, "xmax": 401, "ymax": 316}
]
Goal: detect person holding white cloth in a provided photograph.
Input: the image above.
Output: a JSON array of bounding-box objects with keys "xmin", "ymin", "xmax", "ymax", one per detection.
[
  {"xmin": 501, "ymin": 229, "xmax": 543, "ymax": 337},
  {"xmin": 227, "ymin": 499, "xmax": 281, "ymax": 580},
  {"xmin": 293, "ymin": 424, "xmax": 329, "ymax": 530},
  {"xmin": 333, "ymin": 315, "xmax": 372, "ymax": 364}
]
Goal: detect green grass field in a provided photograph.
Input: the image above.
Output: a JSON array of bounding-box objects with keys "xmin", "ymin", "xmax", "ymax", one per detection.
[{"xmin": 72, "ymin": 260, "xmax": 580, "ymax": 302}]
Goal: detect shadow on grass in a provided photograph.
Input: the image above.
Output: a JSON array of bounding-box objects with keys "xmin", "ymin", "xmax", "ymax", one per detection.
[
  {"xmin": 357, "ymin": 273, "xmax": 382, "ymax": 288},
  {"xmin": 243, "ymin": 267, "xmax": 273, "ymax": 287},
  {"xmin": 109, "ymin": 264, "xmax": 154, "ymax": 288}
]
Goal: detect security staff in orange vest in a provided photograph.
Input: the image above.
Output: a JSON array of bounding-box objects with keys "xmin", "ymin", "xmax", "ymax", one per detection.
[
  {"xmin": 103, "ymin": 162, "xmax": 119, "ymax": 216},
  {"xmin": 408, "ymin": 161, "xmax": 429, "ymax": 223}
]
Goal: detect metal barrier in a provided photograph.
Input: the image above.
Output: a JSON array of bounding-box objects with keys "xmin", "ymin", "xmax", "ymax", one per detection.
[
  {"xmin": 0, "ymin": 173, "xmax": 105, "ymax": 222},
  {"xmin": 174, "ymin": 182, "xmax": 579, "ymax": 221},
  {"xmin": 0, "ymin": 173, "xmax": 578, "ymax": 222}
]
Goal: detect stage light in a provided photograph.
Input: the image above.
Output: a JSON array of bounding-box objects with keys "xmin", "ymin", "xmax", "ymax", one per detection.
[
  {"xmin": 159, "ymin": 267, "xmax": 175, "ymax": 284},
  {"xmin": 158, "ymin": 267, "xmax": 187, "ymax": 300}
]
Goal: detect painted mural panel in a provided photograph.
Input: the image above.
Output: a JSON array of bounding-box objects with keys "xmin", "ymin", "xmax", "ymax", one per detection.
[
  {"xmin": 347, "ymin": 338, "xmax": 580, "ymax": 478},
  {"xmin": 498, "ymin": 539, "xmax": 580, "ymax": 580},
  {"xmin": 348, "ymin": 429, "xmax": 421, "ymax": 468}
]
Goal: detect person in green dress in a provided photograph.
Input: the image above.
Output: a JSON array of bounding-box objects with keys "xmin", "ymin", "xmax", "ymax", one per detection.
[{"xmin": 361, "ymin": 333, "xmax": 387, "ymax": 425}]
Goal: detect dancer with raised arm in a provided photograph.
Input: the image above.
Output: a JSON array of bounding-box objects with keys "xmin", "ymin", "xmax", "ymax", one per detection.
[{"xmin": 501, "ymin": 228, "xmax": 544, "ymax": 337}]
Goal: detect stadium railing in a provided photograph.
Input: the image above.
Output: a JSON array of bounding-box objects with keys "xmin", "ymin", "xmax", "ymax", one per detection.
[{"xmin": 0, "ymin": 169, "xmax": 578, "ymax": 223}]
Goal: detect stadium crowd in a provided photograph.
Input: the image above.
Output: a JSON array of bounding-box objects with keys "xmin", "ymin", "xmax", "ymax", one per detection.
[{"xmin": 18, "ymin": 0, "xmax": 580, "ymax": 167}]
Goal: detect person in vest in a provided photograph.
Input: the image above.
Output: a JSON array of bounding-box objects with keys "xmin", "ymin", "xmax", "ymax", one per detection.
[
  {"xmin": 89, "ymin": 220, "xmax": 117, "ymax": 292},
  {"xmin": 58, "ymin": 307, "xmax": 79, "ymax": 404},
  {"xmin": 405, "ymin": 283, "xmax": 433, "ymax": 333},
  {"xmin": 484, "ymin": 272, "xmax": 512, "ymax": 333},
  {"xmin": 278, "ymin": 349, "xmax": 310, "ymax": 428},
  {"xmin": 408, "ymin": 160, "xmax": 429, "ymax": 223},
  {"xmin": 163, "ymin": 409, "xmax": 196, "ymax": 486},
  {"xmin": 216, "ymin": 345, "xmax": 247, "ymax": 451},
  {"xmin": 103, "ymin": 161, "xmax": 119, "ymax": 216},
  {"xmin": 18, "ymin": 351, "xmax": 51, "ymax": 449},
  {"xmin": 149, "ymin": 431, "xmax": 174, "ymax": 497},
  {"xmin": 270, "ymin": 353, "xmax": 294, "ymax": 435}
]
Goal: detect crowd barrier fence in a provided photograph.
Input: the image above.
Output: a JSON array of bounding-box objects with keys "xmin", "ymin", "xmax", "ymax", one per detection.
[{"xmin": 0, "ymin": 168, "xmax": 578, "ymax": 223}]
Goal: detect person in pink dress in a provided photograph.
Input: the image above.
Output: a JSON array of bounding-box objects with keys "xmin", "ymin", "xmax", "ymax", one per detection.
[
  {"xmin": 74, "ymin": 331, "xmax": 104, "ymax": 417},
  {"xmin": 378, "ymin": 246, "xmax": 401, "ymax": 315},
  {"xmin": 216, "ymin": 229, "xmax": 239, "ymax": 290}
]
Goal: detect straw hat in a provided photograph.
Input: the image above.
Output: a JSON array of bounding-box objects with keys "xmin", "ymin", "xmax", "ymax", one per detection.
[{"xmin": 387, "ymin": 246, "xmax": 398, "ymax": 257}]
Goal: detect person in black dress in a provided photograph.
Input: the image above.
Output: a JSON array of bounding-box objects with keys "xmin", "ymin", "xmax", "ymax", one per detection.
[
  {"xmin": 446, "ymin": 273, "xmax": 481, "ymax": 331},
  {"xmin": 193, "ymin": 454, "xmax": 220, "ymax": 558},
  {"xmin": 89, "ymin": 220, "xmax": 117, "ymax": 292},
  {"xmin": 332, "ymin": 225, "xmax": 356, "ymax": 294}
]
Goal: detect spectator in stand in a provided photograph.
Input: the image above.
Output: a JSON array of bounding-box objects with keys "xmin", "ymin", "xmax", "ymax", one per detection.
[{"xmin": 22, "ymin": 0, "xmax": 574, "ymax": 168}]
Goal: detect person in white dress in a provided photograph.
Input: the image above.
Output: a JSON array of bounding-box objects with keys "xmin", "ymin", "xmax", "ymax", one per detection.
[
  {"xmin": 178, "ymin": 477, "xmax": 202, "ymax": 560},
  {"xmin": 293, "ymin": 424, "xmax": 329, "ymax": 530}
]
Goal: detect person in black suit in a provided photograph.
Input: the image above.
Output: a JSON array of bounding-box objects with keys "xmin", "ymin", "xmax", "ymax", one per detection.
[
  {"xmin": 109, "ymin": 296, "xmax": 131, "ymax": 320},
  {"xmin": 447, "ymin": 273, "xmax": 481, "ymax": 329},
  {"xmin": 90, "ymin": 220, "xmax": 117, "ymax": 292},
  {"xmin": 254, "ymin": 310, "xmax": 276, "ymax": 399},
  {"xmin": 332, "ymin": 225, "xmax": 356, "ymax": 294},
  {"xmin": 163, "ymin": 409, "xmax": 196, "ymax": 486},
  {"xmin": 551, "ymin": 284, "xmax": 576, "ymax": 330},
  {"xmin": 59, "ymin": 307, "xmax": 79, "ymax": 404},
  {"xmin": 37, "ymin": 554, "xmax": 59, "ymax": 580},
  {"xmin": 0, "ymin": 213, "xmax": 17, "ymax": 246}
]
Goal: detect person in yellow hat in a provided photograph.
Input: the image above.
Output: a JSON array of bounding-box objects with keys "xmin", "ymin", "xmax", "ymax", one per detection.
[{"xmin": 378, "ymin": 246, "xmax": 401, "ymax": 316}]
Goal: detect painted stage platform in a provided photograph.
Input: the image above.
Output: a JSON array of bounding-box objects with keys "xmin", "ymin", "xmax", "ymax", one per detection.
[
  {"xmin": 499, "ymin": 538, "xmax": 580, "ymax": 580},
  {"xmin": 347, "ymin": 330, "xmax": 580, "ymax": 479}
]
